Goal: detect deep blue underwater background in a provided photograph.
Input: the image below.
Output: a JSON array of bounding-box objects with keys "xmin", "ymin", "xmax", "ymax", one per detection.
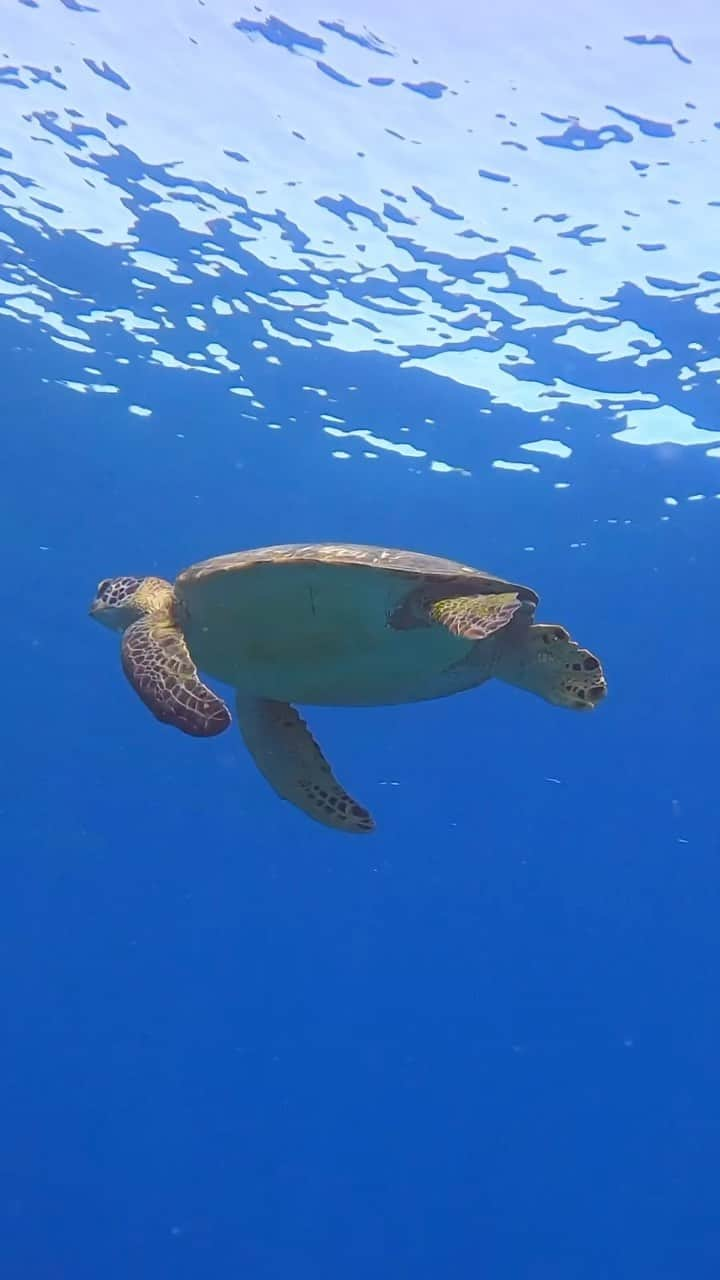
[{"xmin": 3, "ymin": 2, "xmax": 720, "ymax": 1276}]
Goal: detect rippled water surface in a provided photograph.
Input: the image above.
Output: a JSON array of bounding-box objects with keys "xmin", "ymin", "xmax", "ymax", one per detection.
[{"xmin": 3, "ymin": 2, "xmax": 720, "ymax": 1277}]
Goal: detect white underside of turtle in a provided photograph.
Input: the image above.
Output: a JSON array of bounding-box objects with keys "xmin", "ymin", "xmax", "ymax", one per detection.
[
  {"xmin": 90, "ymin": 543, "xmax": 607, "ymax": 834},
  {"xmin": 183, "ymin": 562, "xmax": 486, "ymax": 705}
]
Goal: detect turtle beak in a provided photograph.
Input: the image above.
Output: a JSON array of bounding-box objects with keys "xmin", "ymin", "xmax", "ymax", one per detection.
[
  {"xmin": 88, "ymin": 598, "xmax": 109, "ymax": 626},
  {"xmin": 89, "ymin": 598, "xmax": 128, "ymax": 633}
]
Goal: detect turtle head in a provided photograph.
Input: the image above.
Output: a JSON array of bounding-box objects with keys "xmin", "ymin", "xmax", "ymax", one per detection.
[{"xmin": 89, "ymin": 575, "xmax": 174, "ymax": 632}]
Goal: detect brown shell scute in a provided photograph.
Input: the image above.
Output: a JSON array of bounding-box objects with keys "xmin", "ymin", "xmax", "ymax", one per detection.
[{"xmin": 177, "ymin": 542, "xmax": 538, "ymax": 603}]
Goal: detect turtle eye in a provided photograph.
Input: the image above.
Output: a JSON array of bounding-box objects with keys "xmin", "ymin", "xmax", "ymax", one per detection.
[{"xmin": 97, "ymin": 578, "xmax": 111, "ymax": 595}]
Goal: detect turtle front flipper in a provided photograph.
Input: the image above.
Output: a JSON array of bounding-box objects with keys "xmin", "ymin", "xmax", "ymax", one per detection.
[
  {"xmin": 496, "ymin": 623, "xmax": 607, "ymax": 710},
  {"xmin": 431, "ymin": 591, "xmax": 532, "ymax": 640},
  {"xmin": 121, "ymin": 614, "xmax": 231, "ymax": 736},
  {"xmin": 235, "ymin": 696, "xmax": 375, "ymax": 833}
]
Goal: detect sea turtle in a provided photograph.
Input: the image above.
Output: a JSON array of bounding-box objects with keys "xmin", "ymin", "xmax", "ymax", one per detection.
[{"xmin": 89, "ymin": 542, "xmax": 606, "ymax": 833}]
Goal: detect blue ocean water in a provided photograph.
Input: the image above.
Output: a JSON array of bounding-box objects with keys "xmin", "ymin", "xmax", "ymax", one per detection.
[{"xmin": 3, "ymin": 1, "xmax": 720, "ymax": 1275}]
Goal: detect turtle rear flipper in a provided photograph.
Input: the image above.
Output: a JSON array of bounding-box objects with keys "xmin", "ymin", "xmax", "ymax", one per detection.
[
  {"xmin": 496, "ymin": 624, "xmax": 607, "ymax": 710},
  {"xmin": 235, "ymin": 695, "xmax": 375, "ymax": 833},
  {"xmin": 122, "ymin": 614, "xmax": 231, "ymax": 736}
]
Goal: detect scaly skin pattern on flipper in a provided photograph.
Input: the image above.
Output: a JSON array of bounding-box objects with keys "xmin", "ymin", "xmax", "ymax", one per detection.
[
  {"xmin": 498, "ymin": 624, "xmax": 607, "ymax": 710},
  {"xmin": 90, "ymin": 573, "xmax": 231, "ymax": 736},
  {"xmin": 235, "ymin": 696, "xmax": 375, "ymax": 833},
  {"xmin": 431, "ymin": 592, "xmax": 533, "ymax": 640},
  {"xmin": 121, "ymin": 613, "xmax": 231, "ymax": 737}
]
